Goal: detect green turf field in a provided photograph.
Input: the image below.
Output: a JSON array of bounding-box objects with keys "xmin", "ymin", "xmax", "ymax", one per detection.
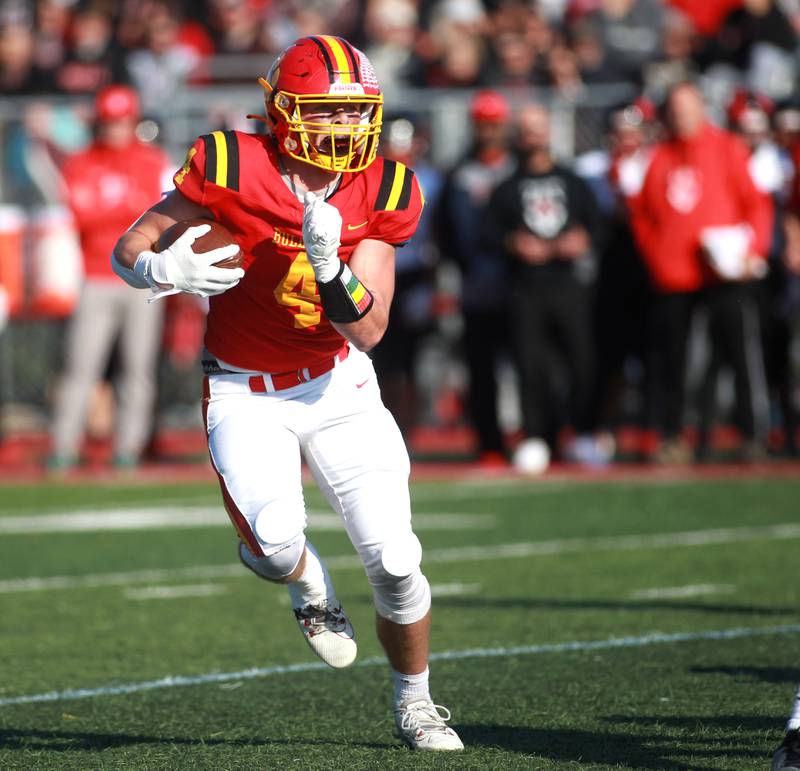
[{"xmin": 0, "ymin": 476, "xmax": 798, "ymax": 770}]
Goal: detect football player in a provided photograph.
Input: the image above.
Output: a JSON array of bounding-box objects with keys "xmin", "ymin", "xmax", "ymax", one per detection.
[{"xmin": 110, "ymin": 36, "xmax": 463, "ymax": 751}]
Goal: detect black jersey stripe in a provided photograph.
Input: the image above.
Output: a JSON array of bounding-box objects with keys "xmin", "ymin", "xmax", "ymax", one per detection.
[
  {"xmin": 309, "ymin": 36, "xmax": 335, "ymax": 83},
  {"xmin": 202, "ymin": 133, "xmax": 217, "ymax": 184},
  {"xmin": 375, "ymin": 160, "xmax": 398, "ymax": 211},
  {"xmin": 395, "ymin": 168, "xmax": 414, "ymax": 211},
  {"xmin": 224, "ymin": 130, "xmax": 239, "ymax": 191}
]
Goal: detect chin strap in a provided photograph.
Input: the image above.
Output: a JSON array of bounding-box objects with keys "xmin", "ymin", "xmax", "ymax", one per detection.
[{"xmin": 246, "ymin": 113, "xmax": 271, "ymax": 127}]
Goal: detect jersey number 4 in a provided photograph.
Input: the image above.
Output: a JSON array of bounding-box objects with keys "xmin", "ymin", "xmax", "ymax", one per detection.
[{"xmin": 274, "ymin": 251, "xmax": 321, "ymax": 329}]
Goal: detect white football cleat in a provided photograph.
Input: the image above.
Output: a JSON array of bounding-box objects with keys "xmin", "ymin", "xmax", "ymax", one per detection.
[
  {"xmin": 395, "ymin": 699, "xmax": 464, "ymax": 751},
  {"xmin": 293, "ymin": 600, "xmax": 357, "ymax": 669}
]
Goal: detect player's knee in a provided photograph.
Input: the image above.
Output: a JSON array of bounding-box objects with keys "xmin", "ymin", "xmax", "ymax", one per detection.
[
  {"xmin": 365, "ymin": 533, "xmax": 430, "ymax": 624},
  {"xmin": 239, "ymin": 534, "xmax": 306, "ymax": 581},
  {"xmin": 369, "ymin": 567, "xmax": 431, "ymax": 625},
  {"xmin": 239, "ymin": 502, "xmax": 306, "ymax": 580}
]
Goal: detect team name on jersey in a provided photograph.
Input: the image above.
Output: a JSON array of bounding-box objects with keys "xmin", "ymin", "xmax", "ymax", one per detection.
[{"xmin": 273, "ymin": 228, "xmax": 305, "ymax": 250}]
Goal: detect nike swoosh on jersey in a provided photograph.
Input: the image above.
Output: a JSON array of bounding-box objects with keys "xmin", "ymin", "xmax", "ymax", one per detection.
[
  {"xmin": 347, "ymin": 220, "xmax": 369, "ymax": 230},
  {"xmin": 356, "ymin": 379, "xmax": 370, "ymax": 388}
]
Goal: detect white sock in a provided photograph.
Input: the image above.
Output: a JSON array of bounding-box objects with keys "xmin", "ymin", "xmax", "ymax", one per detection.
[
  {"xmin": 287, "ymin": 541, "xmax": 335, "ymax": 609},
  {"xmin": 787, "ymin": 683, "xmax": 800, "ymax": 731},
  {"xmin": 392, "ymin": 667, "xmax": 431, "ymax": 707}
]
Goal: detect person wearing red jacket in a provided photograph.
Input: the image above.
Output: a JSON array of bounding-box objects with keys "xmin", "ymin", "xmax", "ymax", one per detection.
[
  {"xmin": 48, "ymin": 85, "xmax": 172, "ymax": 470},
  {"xmin": 630, "ymin": 81, "xmax": 773, "ymax": 462}
]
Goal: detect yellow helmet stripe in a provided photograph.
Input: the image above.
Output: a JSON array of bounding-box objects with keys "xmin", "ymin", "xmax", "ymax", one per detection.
[{"xmin": 321, "ymin": 36, "xmax": 352, "ymax": 84}]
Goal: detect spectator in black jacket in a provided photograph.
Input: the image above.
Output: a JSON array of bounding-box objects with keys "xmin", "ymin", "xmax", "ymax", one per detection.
[{"xmin": 482, "ymin": 102, "xmax": 602, "ymax": 473}]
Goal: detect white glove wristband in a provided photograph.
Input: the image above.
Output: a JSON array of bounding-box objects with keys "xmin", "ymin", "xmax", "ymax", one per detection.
[
  {"xmin": 111, "ymin": 251, "xmax": 151, "ymax": 289},
  {"xmin": 132, "ymin": 249, "xmax": 162, "ymax": 288},
  {"xmin": 308, "ymin": 245, "xmax": 341, "ymax": 284},
  {"xmin": 131, "ymin": 250, "xmax": 184, "ymax": 301}
]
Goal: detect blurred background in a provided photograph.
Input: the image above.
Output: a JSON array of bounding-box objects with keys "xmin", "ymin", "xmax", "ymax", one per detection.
[{"xmin": 0, "ymin": 0, "xmax": 799, "ymax": 474}]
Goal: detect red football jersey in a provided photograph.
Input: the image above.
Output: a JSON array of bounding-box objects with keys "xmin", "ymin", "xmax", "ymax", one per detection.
[{"xmin": 174, "ymin": 130, "xmax": 424, "ymax": 371}]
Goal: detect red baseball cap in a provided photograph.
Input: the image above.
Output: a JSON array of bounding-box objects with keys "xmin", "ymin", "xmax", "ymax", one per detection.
[
  {"xmin": 470, "ymin": 90, "xmax": 510, "ymax": 124},
  {"xmin": 727, "ymin": 89, "xmax": 773, "ymax": 131},
  {"xmin": 95, "ymin": 85, "xmax": 140, "ymax": 122}
]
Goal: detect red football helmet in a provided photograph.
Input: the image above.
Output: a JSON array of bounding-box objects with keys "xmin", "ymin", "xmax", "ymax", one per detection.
[{"xmin": 259, "ymin": 36, "xmax": 383, "ymax": 173}]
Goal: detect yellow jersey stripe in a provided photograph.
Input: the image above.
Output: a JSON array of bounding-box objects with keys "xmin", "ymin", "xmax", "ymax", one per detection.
[
  {"xmin": 384, "ymin": 163, "xmax": 407, "ymax": 211},
  {"xmin": 212, "ymin": 131, "xmax": 228, "ymax": 187}
]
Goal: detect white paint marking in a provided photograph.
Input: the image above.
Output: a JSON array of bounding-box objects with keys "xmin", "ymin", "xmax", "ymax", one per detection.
[
  {"xmin": 411, "ymin": 481, "xmax": 573, "ymax": 502},
  {"xmin": 124, "ymin": 584, "xmax": 225, "ymax": 601},
  {"xmin": 414, "ymin": 513, "xmax": 495, "ymax": 530},
  {"xmin": 430, "ymin": 582, "xmax": 482, "ymax": 597},
  {"xmin": 0, "ymin": 565, "xmax": 244, "ymax": 593},
  {"xmin": 0, "ymin": 508, "xmax": 228, "ymax": 533},
  {"xmin": 420, "ymin": 522, "xmax": 800, "ymax": 563},
  {"xmin": 630, "ymin": 584, "xmax": 736, "ymax": 600},
  {"xmin": 0, "ymin": 508, "xmax": 493, "ymax": 534},
  {"xmin": 1, "ymin": 522, "xmax": 799, "ymax": 595},
  {"xmin": 1, "ymin": 623, "xmax": 798, "ymax": 708}
]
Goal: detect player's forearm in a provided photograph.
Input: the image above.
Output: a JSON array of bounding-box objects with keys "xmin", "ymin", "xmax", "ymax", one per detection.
[
  {"xmin": 330, "ymin": 292, "xmax": 389, "ymax": 351},
  {"xmin": 114, "ymin": 190, "xmax": 213, "ymax": 271},
  {"xmin": 111, "ymin": 219, "xmax": 172, "ymax": 289},
  {"xmin": 114, "ymin": 227, "xmax": 154, "ymax": 270}
]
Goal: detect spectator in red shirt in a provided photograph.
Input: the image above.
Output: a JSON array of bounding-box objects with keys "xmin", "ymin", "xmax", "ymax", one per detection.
[
  {"xmin": 665, "ymin": 0, "xmax": 743, "ymax": 37},
  {"xmin": 48, "ymin": 85, "xmax": 172, "ymax": 471},
  {"xmin": 631, "ymin": 81, "xmax": 773, "ymax": 462}
]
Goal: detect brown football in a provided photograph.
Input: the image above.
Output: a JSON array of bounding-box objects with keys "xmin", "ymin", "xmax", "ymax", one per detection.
[{"xmin": 155, "ymin": 218, "xmax": 244, "ymax": 268}]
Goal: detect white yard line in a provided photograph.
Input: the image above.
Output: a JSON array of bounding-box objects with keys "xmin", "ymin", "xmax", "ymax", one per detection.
[
  {"xmin": 430, "ymin": 582, "xmax": 482, "ymax": 597},
  {"xmin": 0, "ymin": 509, "xmax": 493, "ymax": 534},
  {"xmin": 1, "ymin": 622, "xmax": 798, "ymax": 708},
  {"xmin": 1, "ymin": 522, "xmax": 799, "ymax": 595},
  {"xmin": 421, "ymin": 522, "xmax": 800, "ymax": 562},
  {"xmin": 124, "ymin": 584, "xmax": 226, "ymax": 601},
  {"xmin": 408, "ymin": 476, "xmax": 699, "ymax": 502},
  {"xmin": 630, "ymin": 584, "xmax": 736, "ymax": 600},
  {"xmin": 0, "ymin": 565, "xmax": 244, "ymax": 593}
]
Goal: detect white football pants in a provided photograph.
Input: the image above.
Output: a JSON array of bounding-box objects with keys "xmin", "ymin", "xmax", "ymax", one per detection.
[{"xmin": 203, "ymin": 347, "xmax": 418, "ymax": 576}]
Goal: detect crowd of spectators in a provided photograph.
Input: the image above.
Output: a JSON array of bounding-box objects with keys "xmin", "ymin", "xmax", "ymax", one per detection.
[
  {"xmin": 0, "ymin": 0, "xmax": 798, "ymax": 102},
  {"xmin": 0, "ymin": 0, "xmax": 799, "ymax": 471},
  {"xmin": 426, "ymin": 81, "xmax": 799, "ymax": 470}
]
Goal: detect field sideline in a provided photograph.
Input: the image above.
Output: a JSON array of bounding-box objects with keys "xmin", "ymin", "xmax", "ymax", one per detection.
[{"xmin": 0, "ymin": 472, "xmax": 798, "ymax": 769}]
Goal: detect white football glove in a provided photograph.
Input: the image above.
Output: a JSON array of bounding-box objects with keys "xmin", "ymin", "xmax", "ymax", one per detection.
[
  {"xmin": 302, "ymin": 191, "xmax": 342, "ymax": 283},
  {"xmin": 134, "ymin": 223, "xmax": 245, "ymax": 299}
]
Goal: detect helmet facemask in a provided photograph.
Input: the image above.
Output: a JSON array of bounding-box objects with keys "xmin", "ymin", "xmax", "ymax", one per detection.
[{"xmin": 270, "ymin": 90, "xmax": 383, "ymax": 173}]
